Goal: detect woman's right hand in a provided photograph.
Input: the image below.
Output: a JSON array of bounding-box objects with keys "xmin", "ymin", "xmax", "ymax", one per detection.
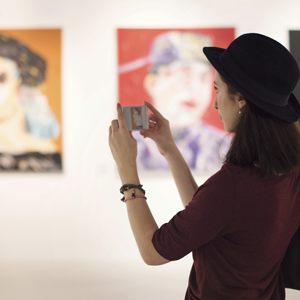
[{"xmin": 139, "ymin": 101, "xmax": 176, "ymax": 156}]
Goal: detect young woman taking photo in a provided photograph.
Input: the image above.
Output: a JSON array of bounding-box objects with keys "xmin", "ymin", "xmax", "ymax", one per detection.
[{"xmin": 109, "ymin": 33, "xmax": 300, "ymax": 300}]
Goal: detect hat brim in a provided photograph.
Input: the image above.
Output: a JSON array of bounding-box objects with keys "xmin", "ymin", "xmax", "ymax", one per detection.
[{"xmin": 203, "ymin": 47, "xmax": 300, "ymax": 123}]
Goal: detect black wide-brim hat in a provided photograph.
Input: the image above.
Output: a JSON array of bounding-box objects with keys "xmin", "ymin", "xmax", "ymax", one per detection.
[{"xmin": 203, "ymin": 33, "xmax": 300, "ymax": 122}]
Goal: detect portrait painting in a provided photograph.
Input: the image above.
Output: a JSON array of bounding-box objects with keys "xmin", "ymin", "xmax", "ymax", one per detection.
[
  {"xmin": 0, "ymin": 29, "xmax": 62, "ymax": 172},
  {"xmin": 117, "ymin": 28, "xmax": 234, "ymax": 173},
  {"xmin": 131, "ymin": 106, "xmax": 143, "ymax": 130}
]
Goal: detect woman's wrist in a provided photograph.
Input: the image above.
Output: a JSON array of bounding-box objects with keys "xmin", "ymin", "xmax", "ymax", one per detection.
[
  {"xmin": 118, "ymin": 163, "xmax": 140, "ymax": 185},
  {"xmin": 163, "ymin": 143, "xmax": 180, "ymax": 160},
  {"xmin": 158, "ymin": 141, "xmax": 177, "ymax": 157}
]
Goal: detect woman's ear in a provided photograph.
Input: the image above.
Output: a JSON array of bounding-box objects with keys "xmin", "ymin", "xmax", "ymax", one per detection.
[{"xmin": 237, "ymin": 93, "xmax": 246, "ymax": 109}]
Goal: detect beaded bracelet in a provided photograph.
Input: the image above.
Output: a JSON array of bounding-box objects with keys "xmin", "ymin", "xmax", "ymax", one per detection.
[{"xmin": 124, "ymin": 195, "xmax": 147, "ymax": 203}]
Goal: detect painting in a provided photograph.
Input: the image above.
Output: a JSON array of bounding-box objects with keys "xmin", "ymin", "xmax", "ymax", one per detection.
[
  {"xmin": 0, "ymin": 29, "xmax": 62, "ymax": 172},
  {"xmin": 118, "ymin": 28, "xmax": 234, "ymax": 173},
  {"xmin": 131, "ymin": 106, "xmax": 143, "ymax": 130}
]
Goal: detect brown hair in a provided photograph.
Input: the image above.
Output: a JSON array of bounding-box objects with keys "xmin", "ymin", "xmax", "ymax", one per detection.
[{"xmin": 220, "ymin": 75, "xmax": 300, "ymax": 179}]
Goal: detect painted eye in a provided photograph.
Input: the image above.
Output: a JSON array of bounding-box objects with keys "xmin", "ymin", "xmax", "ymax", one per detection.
[{"xmin": 0, "ymin": 73, "xmax": 7, "ymax": 83}]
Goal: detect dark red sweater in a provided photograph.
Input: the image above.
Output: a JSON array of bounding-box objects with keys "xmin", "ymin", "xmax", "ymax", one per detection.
[{"xmin": 152, "ymin": 164, "xmax": 300, "ymax": 300}]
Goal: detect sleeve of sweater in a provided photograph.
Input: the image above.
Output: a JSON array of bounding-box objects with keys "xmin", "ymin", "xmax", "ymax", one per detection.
[{"xmin": 152, "ymin": 164, "xmax": 236, "ymax": 261}]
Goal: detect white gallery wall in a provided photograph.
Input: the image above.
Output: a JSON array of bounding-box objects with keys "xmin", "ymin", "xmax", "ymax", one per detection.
[{"xmin": 0, "ymin": 0, "xmax": 299, "ymax": 292}]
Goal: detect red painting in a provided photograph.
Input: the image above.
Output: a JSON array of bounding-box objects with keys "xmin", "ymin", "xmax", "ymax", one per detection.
[{"xmin": 117, "ymin": 28, "xmax": 235, "ymax": 172}]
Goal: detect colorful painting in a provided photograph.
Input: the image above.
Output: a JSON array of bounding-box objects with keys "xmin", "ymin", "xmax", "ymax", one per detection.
[
  {"xmin": 0, "ymin": 29, "xmax": 62, "ymax": 172},
  {"xmin": 118, "ymin": 28, "xmax": 235, "ymax": 173}
]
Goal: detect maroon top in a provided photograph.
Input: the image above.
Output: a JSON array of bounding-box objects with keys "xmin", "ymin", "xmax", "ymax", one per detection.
[{"xmin": 152, "ymin": 164, "xmax": 300, "ymax": 300}]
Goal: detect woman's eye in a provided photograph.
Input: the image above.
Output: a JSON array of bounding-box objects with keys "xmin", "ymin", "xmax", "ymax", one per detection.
[{"xmin": 214, "ymin": 86, "xmax": 218, "ymax": 93}]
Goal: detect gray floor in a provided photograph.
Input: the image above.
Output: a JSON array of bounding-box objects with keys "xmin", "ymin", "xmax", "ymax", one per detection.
[{"xmin": 0, "ymin": 261, "xmax": 298, "ymax": 300}]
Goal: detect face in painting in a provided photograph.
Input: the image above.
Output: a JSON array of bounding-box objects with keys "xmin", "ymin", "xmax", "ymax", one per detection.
[
  {"xmin": 133, "ymin": 109, "xmax": 142, "ymax": 125},
  {"xmin": 0, "ymin": 57, "xmax": 20, "ymax": 107},
  {"xmin": 144, "ymin": 59, "xmax": 213, "ymax": 129},
  {"xmin": 133, "ymin": 109, "xmax": 138, "ymax": 122},
  {"xmin": 213, "ymin": 72, "xmax": 246, "ymax": 133}
]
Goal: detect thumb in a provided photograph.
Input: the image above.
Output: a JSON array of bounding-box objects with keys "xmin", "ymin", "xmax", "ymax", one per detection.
[
  {"xmin": 140, "ymin": 129, "xmax": 153, "ymax": 139},
  {"xmin": 129, "ymin": 131, "xmax": 135, "ymax": 139}
]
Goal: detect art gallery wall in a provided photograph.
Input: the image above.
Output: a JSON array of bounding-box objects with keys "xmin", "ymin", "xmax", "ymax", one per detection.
[{"xmin": 0, "ymin": 0, "xmax": 299, "ymax": 265}]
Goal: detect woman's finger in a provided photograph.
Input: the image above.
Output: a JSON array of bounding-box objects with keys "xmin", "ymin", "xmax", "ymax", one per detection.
[
  {"xmin": 149, "ymin": 122, "xmax": 156, "ymax": 129},
  {"xmin": 141, "ymin": 121, "xmax": 155, "ymax": 134},
  {"xmin": 144, "ymin": 101, "xmax": 165, "ymax": 119},
  {"xmin": 149, "ymin": 114, "xmax": 157, "ymax": 122},
  {"xmin": 140, "ymin": 121, "xmax": 156, "ymax": 136},
  {"xmin": 116, "ymin": 103, "xmax": 128, "ymax": 130},
  {"xmin": 111, "ymin": 120, "xmax": 120, "ymax": 133}
]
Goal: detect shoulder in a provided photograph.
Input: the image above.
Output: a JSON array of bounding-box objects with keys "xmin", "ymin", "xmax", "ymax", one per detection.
[
  {"xmin": 186, "ymin": 164, "xmax": 237, "ymax": 226},
  {"xmin": 191, "ymin": 164, "xmax": 236, "ymax": 202},
  {"xmin": 217, "ymin": 163, "xmax": 259, "ymax": 178},
  {"xmin": 192, "ymin": 164, "xmax": 257, "ymax": 200},
  {"xmin": 204, "ymin": 163, "xmax": 236, "ymax": 185}
]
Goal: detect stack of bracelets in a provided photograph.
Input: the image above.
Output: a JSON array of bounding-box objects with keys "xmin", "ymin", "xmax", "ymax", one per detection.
[{"xmin": 120, "ymin": 184, "xmax": 147, "ymax": 203}]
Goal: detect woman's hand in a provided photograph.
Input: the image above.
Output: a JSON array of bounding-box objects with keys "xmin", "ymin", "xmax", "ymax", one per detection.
[
  {"xmin": 109, "ymin": 103, "xmax": 137, "ymax": 170},
  {"xmin": 140, "ymin": 101, "xmax": 176, "ymax": 156}
]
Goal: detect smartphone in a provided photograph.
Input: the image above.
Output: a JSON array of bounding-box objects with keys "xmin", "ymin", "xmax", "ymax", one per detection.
[{"xmin": 122, "ymin": 105, "xmax": 149, "ymax": 131}]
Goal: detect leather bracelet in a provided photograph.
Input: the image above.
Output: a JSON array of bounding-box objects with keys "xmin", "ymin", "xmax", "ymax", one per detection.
[
  {"xmin": 120, "ymin": 184, "xmax": 146, "ymax": 202},
  {"xmin": 120, "ymin": 184, "xmax": 145, "ymax": 195}
]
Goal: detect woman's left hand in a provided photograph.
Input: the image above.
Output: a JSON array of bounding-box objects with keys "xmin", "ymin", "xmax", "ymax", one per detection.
[{"xmin": 109, "ymin": 103, "xmax": 138, "ymax": 170}]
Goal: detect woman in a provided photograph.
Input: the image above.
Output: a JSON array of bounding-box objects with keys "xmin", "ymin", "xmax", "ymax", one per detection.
[{"xmin": 109, "ymin": 33, "xmax": 300, "ymax": 300}]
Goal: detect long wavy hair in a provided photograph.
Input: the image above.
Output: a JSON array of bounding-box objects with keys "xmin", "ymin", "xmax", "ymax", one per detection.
[{"xmin": 221, "ymin": 75, "xmax": 300, "ymax": 179}]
